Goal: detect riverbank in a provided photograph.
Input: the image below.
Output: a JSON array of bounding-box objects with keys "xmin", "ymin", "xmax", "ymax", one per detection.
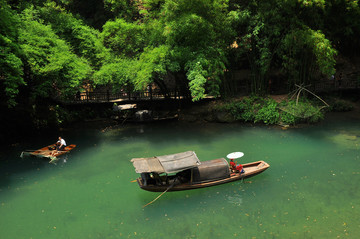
[
  {"xmin": 1, "ymin": 91, "xmax": 359, "ymax": 148},
  {"xmin": 177, "ymin": 92, "xmax": 360, "ymax": 126}
]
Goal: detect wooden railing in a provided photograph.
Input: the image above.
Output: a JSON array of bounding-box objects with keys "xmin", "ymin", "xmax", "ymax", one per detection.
[
  {"xmin": 312, "ymin": 78, "xmax": 360, "ymax": 92},
  {"xmin": 67, "ymin": 78, "xmax": 359, "ymax": 104},
  {"xmin": 71, "ymin": 90, "xmax": 183, "ymax": 103}
]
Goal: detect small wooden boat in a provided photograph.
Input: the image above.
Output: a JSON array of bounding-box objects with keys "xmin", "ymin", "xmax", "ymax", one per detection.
[
  {"xmin": 20, "ymin": 144, "xmax": 76, "ymax": 163},
  {"xmin": 112, "ymin": 105, "xmax": 178, "ymax": 123},
  {"xmin": 114, "ymin": 113, "xmax": 178, "ymax": 123},
  {"xmin": 131, "ymin": 151, "xmax": 270, "ymax": 192}
]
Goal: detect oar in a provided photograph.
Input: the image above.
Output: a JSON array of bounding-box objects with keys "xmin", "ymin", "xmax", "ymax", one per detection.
[
  {"xmin": 121, "ymin": 118, "xmax": 128, "ymax": 125},
  {"xmin": 49, "ymin": 156, "xmax": 58, "ymax": 164},
  {"xmin": 142, "ymin": 178, "xmax": 178, "ymax": 208}
]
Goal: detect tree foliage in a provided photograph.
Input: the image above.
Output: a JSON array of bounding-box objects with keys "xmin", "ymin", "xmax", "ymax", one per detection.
[
  {"xmin": 101, "ymin": 18, "xmax": 146, "ymax": 58},
  {"xmin": 281, "ymin": 28, "xmax": 337, "ymax": 87},
  {"xmin": 18, "ymin": 6, "xmax": 91, "ymax": 101},
  {"xmin": 229, "ymin": 0, "xmax": 339, "ymax": 94},
  {"xmin": 0, "ymin": 0, "xmax": 359, "ymax": 109},
  {"xmin": 37, "ymin": 2, "xmax": 107, "ymax": 69},
  {"xmin": 0, "ymin": 0, "xmax": 24, "ymax": 107}
]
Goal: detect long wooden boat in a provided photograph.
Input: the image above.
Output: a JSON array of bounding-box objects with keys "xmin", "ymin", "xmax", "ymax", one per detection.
[
  {"xmin": 20, "ymin": 144, "xmax": 76, "ymax": 163},
  {"xmin": 112, "ymin": 105, "xmax": 178, "ymax": 123},
  {"xmin": 114, "ymin": 114, "xmax": 178, "ymax": 123},
  {"xmin": 131, "ymin": 151, "xmax": 270, "ymax": 192}
]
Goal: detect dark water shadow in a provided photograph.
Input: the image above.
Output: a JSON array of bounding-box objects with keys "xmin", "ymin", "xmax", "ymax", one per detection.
[
  {"xmin": 103, "ymin": 121, "xmax": 257, "ymax": 152},
  {"xmin": 0, "ymin": 151, "xmax": 49, "ymax": 190}
]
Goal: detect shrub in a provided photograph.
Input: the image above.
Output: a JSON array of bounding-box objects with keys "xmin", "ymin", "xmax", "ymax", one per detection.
[
  {"xmin": 331, "ymin": 99, "xmax": 354, "ymax": 112},
  {"xmin": 213, "ymin": 96, "xmax": 260, "ymax": 122},
  {"xmin": 279, "ymin": 111, "xmax": 297, "ymax": 125},
  {"xmin": 255, "ymin": 99, "xmax": 279, "ymax": 124},
  {"xmin": 239, "ymin": 97, "xmax": 259, "ymax": 122},
  {"xmin": 279, "ymin": 100, "xmax": 325, "ymax": 124},
  {"xmin": 213, "ymin": 96, "xmax": 325, "ymax": 125},
  {"xmin": 221, "ymin": 96, "xmax": 279, "ymax": 124}
]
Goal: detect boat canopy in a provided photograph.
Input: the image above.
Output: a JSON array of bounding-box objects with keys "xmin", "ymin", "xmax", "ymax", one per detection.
[
  {"xmin": 192, "ymin": 158, "xmax": 230, "ymax": 183},
  {"xmin": 131, "ymin": 151, "xmax": 201, "ymax": 174}
]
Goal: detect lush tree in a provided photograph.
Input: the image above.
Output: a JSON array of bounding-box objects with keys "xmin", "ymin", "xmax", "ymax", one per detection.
[
  {"xmin": 229, "ymin": 0, "xmax": 337, "ymax": 94},
  {"xmin": 104, "ymin": 0, "xmax": 141, "ymax": 21},
  {"xmin": 101, "ymin": 18, "xmax": 146, "ymax": 58},
  {"xmin": 280, "ymin": 28, "xmax": 337, "ymax": 86},
  {"xmin": 161, "ymin": 0, "xmax": 233, "ymax": 99},
  {"xmin": 0, "ymin": 0, "xmax": 24, "ymax": 107},
  {"xmin": 323, "ymin": 0, "xmax": 360, "ymax": 56},
  {"xmin": 93, "ymin": 58, "xmax": 136, "ymax": 92},
  {"xmin": 1, "ymin": 0, "xmax": 358, "ymax": 106},
  {"xmin": 18, "ymin": 7, "xmax": 91, "ymax": 102},
  {"xmin": 96, "ymin": 0, "xmax": 234, "ymax": 100},
  {"xmin": 37, "ymin": 2, "xmax": 107, "ymax": 69},
  {"xmin": 95, "ymin": 18, "xmax": 147, "ymax": 92}
]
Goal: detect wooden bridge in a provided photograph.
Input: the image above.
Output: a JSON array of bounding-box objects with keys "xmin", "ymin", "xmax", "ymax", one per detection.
[
  {"xmin": 66, "ymin": 78, "xmax": 359, "ymax": 104},
  {"xmin": 69, "ymin": 90, "xmax": 184, "ymax": 104},
  {"xmin": 311, "ymin": 78, "xmax": 360, "ymax": 93}
]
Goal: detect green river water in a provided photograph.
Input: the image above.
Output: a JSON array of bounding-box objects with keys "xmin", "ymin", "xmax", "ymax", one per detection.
[{"xmin": 0, "ymin": 114, "xmax": 359, "ymax": 239}]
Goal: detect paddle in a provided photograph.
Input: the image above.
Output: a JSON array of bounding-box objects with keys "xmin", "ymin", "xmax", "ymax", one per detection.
[{"xmin": 49, "ymin": 156, "xmax": 58, "ymax": 164}]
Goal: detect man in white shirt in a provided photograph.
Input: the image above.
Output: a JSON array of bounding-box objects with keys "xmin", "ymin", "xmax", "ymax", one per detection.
[
  {"xmin": 51, "ymin": 136, "xmax": 66, "ymax": 156},
  {"xmin": 57, "ymin": 137, "xmax": 66, "ymax": 150}
]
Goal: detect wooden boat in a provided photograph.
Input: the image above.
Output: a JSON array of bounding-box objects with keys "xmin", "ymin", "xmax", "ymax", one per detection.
[
  {"xmin": 115, "ymin": 113, "xmax": 178, "ymax": 123},
  {"xmin": 131, "ymin": 151, "xmax": 270, "ymax": 192},
  {"xmin": 112, "ymin": 105, "xmax": 178, "ymax": 123},
  {"xmin": 20, "ymin": 144, "xmax": 76, "ymax": 163}
]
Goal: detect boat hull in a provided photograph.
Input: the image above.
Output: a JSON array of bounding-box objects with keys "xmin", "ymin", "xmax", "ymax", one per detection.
[
  {"xmin": 20, "ymin": 144, "xmax": 76, "ymax": 163},
  {"xmin": 114, "ymin": 115, "xmax": 178, "ymax": 123},
  {"xmin": 137, "ymin": 160, "xmax": 269, "ymax": 192}
]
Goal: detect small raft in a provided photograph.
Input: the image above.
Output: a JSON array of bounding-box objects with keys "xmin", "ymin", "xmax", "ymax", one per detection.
[{"xmin": 20, "ymin": 144, "xmax": 76, "ymax": 163}]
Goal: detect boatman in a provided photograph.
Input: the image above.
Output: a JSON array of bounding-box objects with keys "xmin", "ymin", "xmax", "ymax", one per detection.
[
  {"xmin": 57, "ymin": 137, "xmax": 66, "ymax": 151},
  {"xmin": 51, "ymin": 136, "xmax": 66, "ymax": 156}
]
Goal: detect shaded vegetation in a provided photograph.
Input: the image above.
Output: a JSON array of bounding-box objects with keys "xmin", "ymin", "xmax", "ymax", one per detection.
[
  {"xmin": 211, "ymin": 96, "xmax": 325, "ymax": 125},
  {"xmin": 0, "ymin": 0, "xmax": 359, "ymax": 140},
  {"xmin": 3, "ymin": 0, "xmax": 358, "ymax": 107}
]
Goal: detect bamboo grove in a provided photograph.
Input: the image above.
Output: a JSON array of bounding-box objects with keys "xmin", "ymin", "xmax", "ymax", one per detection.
[{"xmin": 1, "ymin": 0, "xmax": 360, "ymax": 108}]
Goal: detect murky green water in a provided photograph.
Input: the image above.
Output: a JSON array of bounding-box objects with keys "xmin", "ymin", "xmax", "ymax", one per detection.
[{"xmin": 1, "ymin": 115, "xmax": 359, "ymax": 239}]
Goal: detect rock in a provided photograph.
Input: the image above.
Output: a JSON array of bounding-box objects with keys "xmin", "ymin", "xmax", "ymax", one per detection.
[
  {"xmin": 215, "ymin": 111, "xmax": 236, "ymax": 123},
  {"xmin": 179, "ymin": 113, "xmax": 198, "ymax": 122}
]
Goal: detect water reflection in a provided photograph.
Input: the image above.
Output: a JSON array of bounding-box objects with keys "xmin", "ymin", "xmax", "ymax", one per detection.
[{"xmin": 226, "ymin": 194, "xmax": 243, "ymax": 206}]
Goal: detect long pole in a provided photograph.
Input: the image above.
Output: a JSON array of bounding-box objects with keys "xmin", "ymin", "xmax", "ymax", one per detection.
[{"xmin": 142, "ymin": 178, "xmax": 177, "ymax": 208}]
